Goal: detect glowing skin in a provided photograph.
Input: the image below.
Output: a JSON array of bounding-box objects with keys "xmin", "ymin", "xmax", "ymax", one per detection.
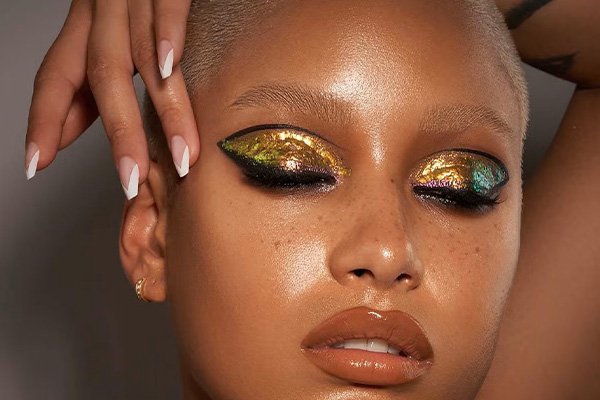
[{"xmin": 122, "ymin": 1, "xmax": 524, "ymax": 399}]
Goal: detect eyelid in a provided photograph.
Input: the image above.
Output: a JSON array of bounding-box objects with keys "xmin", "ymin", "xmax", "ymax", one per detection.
[
  {"xmin": 445, "ymin": 148, "xmax": 509, "ymax": 177},
  {"xmin": 220, "ymin": 124, "xmax": 340, "ymax": 148},
  {"xmin": 409, "ymin": 148, "xmax": 509, "ymax": 197},
  {"xmin": 217, "ymin": 124, "xmax": 351, "ymax": 177}
]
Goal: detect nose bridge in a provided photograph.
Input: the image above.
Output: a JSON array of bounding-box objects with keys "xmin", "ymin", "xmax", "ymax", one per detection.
[
  {"xmin": 360, "ymin": 181, "xmax": 405, "ymax": 243},
  {"xmin": 329, "ymin": 176, "xmax": 422, "ymax": 291}
]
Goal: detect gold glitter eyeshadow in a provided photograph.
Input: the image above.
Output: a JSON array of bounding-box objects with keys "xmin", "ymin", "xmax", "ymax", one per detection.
[
  {"xmin": 409, "ymin": 150, "xmax": 508, "ymax": 197},
  {"xmin": 218, "ymin": 128, "xmax": 351, "ymax": 177}
]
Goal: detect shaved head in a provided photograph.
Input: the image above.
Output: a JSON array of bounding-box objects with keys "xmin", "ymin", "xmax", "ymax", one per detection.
[{"xmin": 144, "ymin": 0, "xmax": 528, "ymax": 174}]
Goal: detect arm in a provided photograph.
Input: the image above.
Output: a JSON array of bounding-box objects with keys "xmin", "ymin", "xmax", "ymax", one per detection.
[
  {"xmin": 496, "ymin": 0, "xmax": 600, "ymax": 85},
  {"xmin": 478, "ymin": 1, "xmax": 600, "ymax": 398}
]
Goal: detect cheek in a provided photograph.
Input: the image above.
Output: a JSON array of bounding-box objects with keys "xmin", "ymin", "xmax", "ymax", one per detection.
[
  {"xmin": 164, "ymin": 159, "xmax": 521, "ymax": 399},
  {"xmin": 165, "ymin": 178, "xmax": 333, "ymax": 398},
  {"xmin": 409, "ymin": 203, "xmax": 520, "ymax": 393}
]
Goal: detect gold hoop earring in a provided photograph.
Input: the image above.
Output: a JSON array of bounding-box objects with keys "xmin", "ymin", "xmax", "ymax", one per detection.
[{"xmin": 135, "ymin": 277, "xmax": 151, "ymax": 303}]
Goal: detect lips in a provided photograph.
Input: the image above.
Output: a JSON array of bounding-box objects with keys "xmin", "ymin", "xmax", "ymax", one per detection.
[{"xmin": 301, "ymin": 306, "xmax": 433, "ymax": 386}]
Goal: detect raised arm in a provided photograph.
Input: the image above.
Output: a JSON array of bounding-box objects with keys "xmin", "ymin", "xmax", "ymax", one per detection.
[
  {"xmin": 496, "ymin": 0, "xmax": 599, "ymax": 85},
  {"xmin": 478, "ymin": 1, "xmax": 600, "ymax": 398}
]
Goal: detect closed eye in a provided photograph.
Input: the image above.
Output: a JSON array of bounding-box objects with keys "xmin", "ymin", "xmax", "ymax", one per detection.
[
  {"xmin": 218, "ymin": 124, "xmax": 350, "ymax": 192},
  {"xmin": 410, "ymin": 148, "xmax": 509, "ymax": 214}
]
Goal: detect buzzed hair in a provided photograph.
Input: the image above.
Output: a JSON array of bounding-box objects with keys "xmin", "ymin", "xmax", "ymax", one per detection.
[{"xmin": 144, "ymin": 0, "xmax": 528, "ymax": 175}]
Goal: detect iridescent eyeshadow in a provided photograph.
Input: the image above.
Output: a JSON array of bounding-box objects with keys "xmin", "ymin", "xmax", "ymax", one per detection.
[
  {"xmin": 218, "ymin": 127, "xmax": 351, "ymax": 178},
  {"xmin": 409, "ymin": 150, "xmax": 508, "ymax": 198}
]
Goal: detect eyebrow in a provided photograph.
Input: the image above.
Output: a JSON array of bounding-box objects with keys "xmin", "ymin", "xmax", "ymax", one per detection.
[
  {"xmin": 419, "ymin": 104, "xmax": 515, "ymax": 141},
  {"xmin": 229, "ymin": 82, "xmax": 353, "ymax": 126},
  {"xmin": 230, "ymin": 84, "xmax": 515, "ymax": 142}
]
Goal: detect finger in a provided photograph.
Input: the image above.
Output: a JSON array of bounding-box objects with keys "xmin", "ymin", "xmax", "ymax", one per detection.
[
  {"xmin": 153, "ymin": 0, "xmax": 191, "ymax": 79},
  {"xmin": 25, "ymin": 0, "xmax": 92, "ymax": 180},
  {"xmin": 60, "ymin": 85, "xmax": 99, "ymax": 149},
  {"xmin": 88, "ymin": 0, "xmax": 148, "ymax": 200},
  {"xmin": 130, "ymin": 0, "xmax": 199, "ymax": 177}
]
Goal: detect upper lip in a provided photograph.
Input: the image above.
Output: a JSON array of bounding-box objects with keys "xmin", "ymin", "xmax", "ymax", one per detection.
[{"xmin": 300, "ymin": 306, "xmax": 433, "ymax": 361}]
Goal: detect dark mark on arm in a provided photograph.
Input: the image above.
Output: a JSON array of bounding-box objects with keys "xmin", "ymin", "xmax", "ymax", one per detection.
[
  {"xmin": 504, "ymin": 0, "xmax": 554, "ymax": 29},
  {"xmin": 522, "ymin": 53, "xmax": 577, "ymax": 76}
]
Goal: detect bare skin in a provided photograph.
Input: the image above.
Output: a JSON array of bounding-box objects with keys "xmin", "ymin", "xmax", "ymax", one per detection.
[
  {"xmin": 123, "ymin": 1, "xmax": 523, "ymax": 399},
  {"xmin": 25, "ymin": 0, "xmax": 600, "ymax": 399},
  {"xmin": 478, "ymin": 1, "xmax": 600, "ymax": 398}
]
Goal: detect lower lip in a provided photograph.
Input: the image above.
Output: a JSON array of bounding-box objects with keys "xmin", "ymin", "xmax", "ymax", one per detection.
[{"xmin": 302, "ymin": 347, "xmax": 432, "ymax": 386}]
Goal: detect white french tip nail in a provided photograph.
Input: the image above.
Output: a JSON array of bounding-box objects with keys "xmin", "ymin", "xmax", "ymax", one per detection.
[
  {"xmin": 123, "ymin": 164, "xmax": 139, "ymax": 200},
  {"xmin": 159, "ymin": 48, "xmax": 174, "ymax": 79},
  {"xmin": 175, "ymin": 146, "xmax": 189, "ymax": 177},
  {"xmin": 171, "ymin": 135, "xmax": 190, "ymax": 178},
  {"xmin": 25, "ymin": 149, "xmax": 40, "ymax": 180},
  {"xmin": 119, "ymin": 157, "xmax": 139, "ymax": 200}
]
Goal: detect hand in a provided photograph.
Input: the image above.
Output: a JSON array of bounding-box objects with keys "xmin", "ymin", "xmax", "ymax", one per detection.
[{"xmin": 25, "ymin": 0, "xmax": 196, "ymax": 200}]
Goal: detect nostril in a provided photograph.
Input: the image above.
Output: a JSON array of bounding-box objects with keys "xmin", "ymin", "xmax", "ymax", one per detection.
[
  {"xmin": 397, "ymin": 273, "xmax": 411, "ymax": 282},
  {"xmin": 352, "ymin": 268, "xmax": 368, "ymax": 277}
]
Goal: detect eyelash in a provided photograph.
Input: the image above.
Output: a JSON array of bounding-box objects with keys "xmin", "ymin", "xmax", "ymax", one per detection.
[
  {"xmin": 412, "ymin": 186, "xmax": 502, "ymax": 213},
  {"xmin": 244, "ymin": 164, "xmax": 502, "ymax": 212},
  {"xmin": 242, "ymin": 167, "xmax": 336, "ymax": 191},
  {"xmin": 220, "ymin": 127, "xmax": 506, "ymax": 211}
]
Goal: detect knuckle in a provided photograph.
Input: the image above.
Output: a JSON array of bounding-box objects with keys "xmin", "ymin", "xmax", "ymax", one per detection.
[
  {"xmin": 131, "ymin": 37, "xmax": 156, "ymax": 71},
  {"xmin": 87, "ymin": 52, "xmax": 131, "ymax": 90},
  {"xmin": 86, "ymin": 55, "xmax": 115, "ymax": 90},
  {"xmin": 33, "ymin": 65, "xmax": 70, "ymax": 93},
  {"xmin": 156, "ymin": 10, "xmax": 177, "ymax": 24},
  {"xmin": 27, "ymin": 112, "xmax": 61, "ymax": 130},
  {"xmin": 157, "ymin": 104, "xmax": 184, "ymax": 128},
  {"xmin": 33, "ymin": 67, "xmax": 53, "ymax": 90},
  {"xmin": 106, "ymin": 122, "xmax": 130, "ymax": 144}
]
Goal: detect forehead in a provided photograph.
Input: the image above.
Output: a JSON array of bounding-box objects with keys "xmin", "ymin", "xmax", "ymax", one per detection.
[{"xmin": 199, "ymin": 0, "xmax": 521, "ymax": 147}]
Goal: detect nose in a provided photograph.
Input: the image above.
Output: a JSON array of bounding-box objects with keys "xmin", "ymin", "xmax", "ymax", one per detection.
[{"xmin": 328, "ymin": 185, "xmax": 423, "ymax": 292}]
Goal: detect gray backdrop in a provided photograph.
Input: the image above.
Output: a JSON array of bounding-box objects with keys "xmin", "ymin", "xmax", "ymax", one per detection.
[{"xmin": 1, "ymin": 1, "xmax": 575, "ymax": 399}]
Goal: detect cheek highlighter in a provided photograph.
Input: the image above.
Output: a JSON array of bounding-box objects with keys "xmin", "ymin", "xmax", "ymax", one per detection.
[
  {"xmin": 218, "ymin": 127, "xmax": 351, "ymax": 177},
  {"xmin": 409, "ymin": 150, "xmax": 508, "ymax": 198}
]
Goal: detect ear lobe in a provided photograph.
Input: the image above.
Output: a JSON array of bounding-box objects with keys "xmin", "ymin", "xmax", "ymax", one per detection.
[{"xmin": 119, "ymin": 161, "xmax": 169, "ymax": 302}]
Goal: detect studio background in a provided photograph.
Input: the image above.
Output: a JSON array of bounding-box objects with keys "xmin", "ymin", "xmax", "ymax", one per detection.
[{"xmin": 0, "ymin": 1, "xmax": 575, "ymax": 399}]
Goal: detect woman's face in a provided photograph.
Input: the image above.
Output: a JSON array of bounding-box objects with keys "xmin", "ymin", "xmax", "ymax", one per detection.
[{"xmin": 164, "ymin": 1, "xmax": 522, "ymax": 399}]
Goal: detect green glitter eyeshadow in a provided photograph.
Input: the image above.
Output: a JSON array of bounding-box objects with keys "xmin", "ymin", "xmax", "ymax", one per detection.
[{"xmin": 409, "ymin": 150, "xmax": 508, "ymax": 197}]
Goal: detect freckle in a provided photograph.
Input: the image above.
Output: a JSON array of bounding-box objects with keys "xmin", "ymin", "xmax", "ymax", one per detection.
[
  {"xmin": 274, "ymin": 240, "xmax": 281, "ymax": 249},
  {"xmin": 390, "ymin": 178, "xmax": 395, "ymax": 183},
  {"xmin": 475, "ymin": 246, "xmax": 480, "ymax": 253}
]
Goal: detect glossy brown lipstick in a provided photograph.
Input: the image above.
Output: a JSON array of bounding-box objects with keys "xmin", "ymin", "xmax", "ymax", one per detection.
[{"xmin": 301, "ymin": 306, "xmax": 433, "ymax": 386}]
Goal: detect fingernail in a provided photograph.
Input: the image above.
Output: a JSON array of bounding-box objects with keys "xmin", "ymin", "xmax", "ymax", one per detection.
[
  {"xmin": 158, "ymin": 40, "xmax": 174, "ymax": 79},
  {"xmin": 171, "ymin": 135, "xmax": 190, "ymax": 177},
  {"xmin": 25, "ymin": 142, "xmax": 40, "ymax": 180},
  {"xmin": 119, "ymin": 156, "xmax": 139, "ymax": 200}
]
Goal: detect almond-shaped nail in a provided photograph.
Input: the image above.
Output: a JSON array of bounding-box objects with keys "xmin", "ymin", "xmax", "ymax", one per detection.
[
  {"xmin": 158, "ymin": 40, "xmax": 174, "ymax": 79},
  {"xmin": 119, "ymin": 156, "xmax": 139, "ymax": 200},
  {"xmin": 25, "ymin": 142, "xmax": 40, "ymax": 180},
  {"xmin": 171, "ymin": 135, "xmax": 190, "ymax": 177}
]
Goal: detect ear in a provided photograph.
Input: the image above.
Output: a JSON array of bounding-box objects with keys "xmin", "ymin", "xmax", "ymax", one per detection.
[{"xmin": 119, "ymin": 161, "xmax": 169, "ymax": 302}]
